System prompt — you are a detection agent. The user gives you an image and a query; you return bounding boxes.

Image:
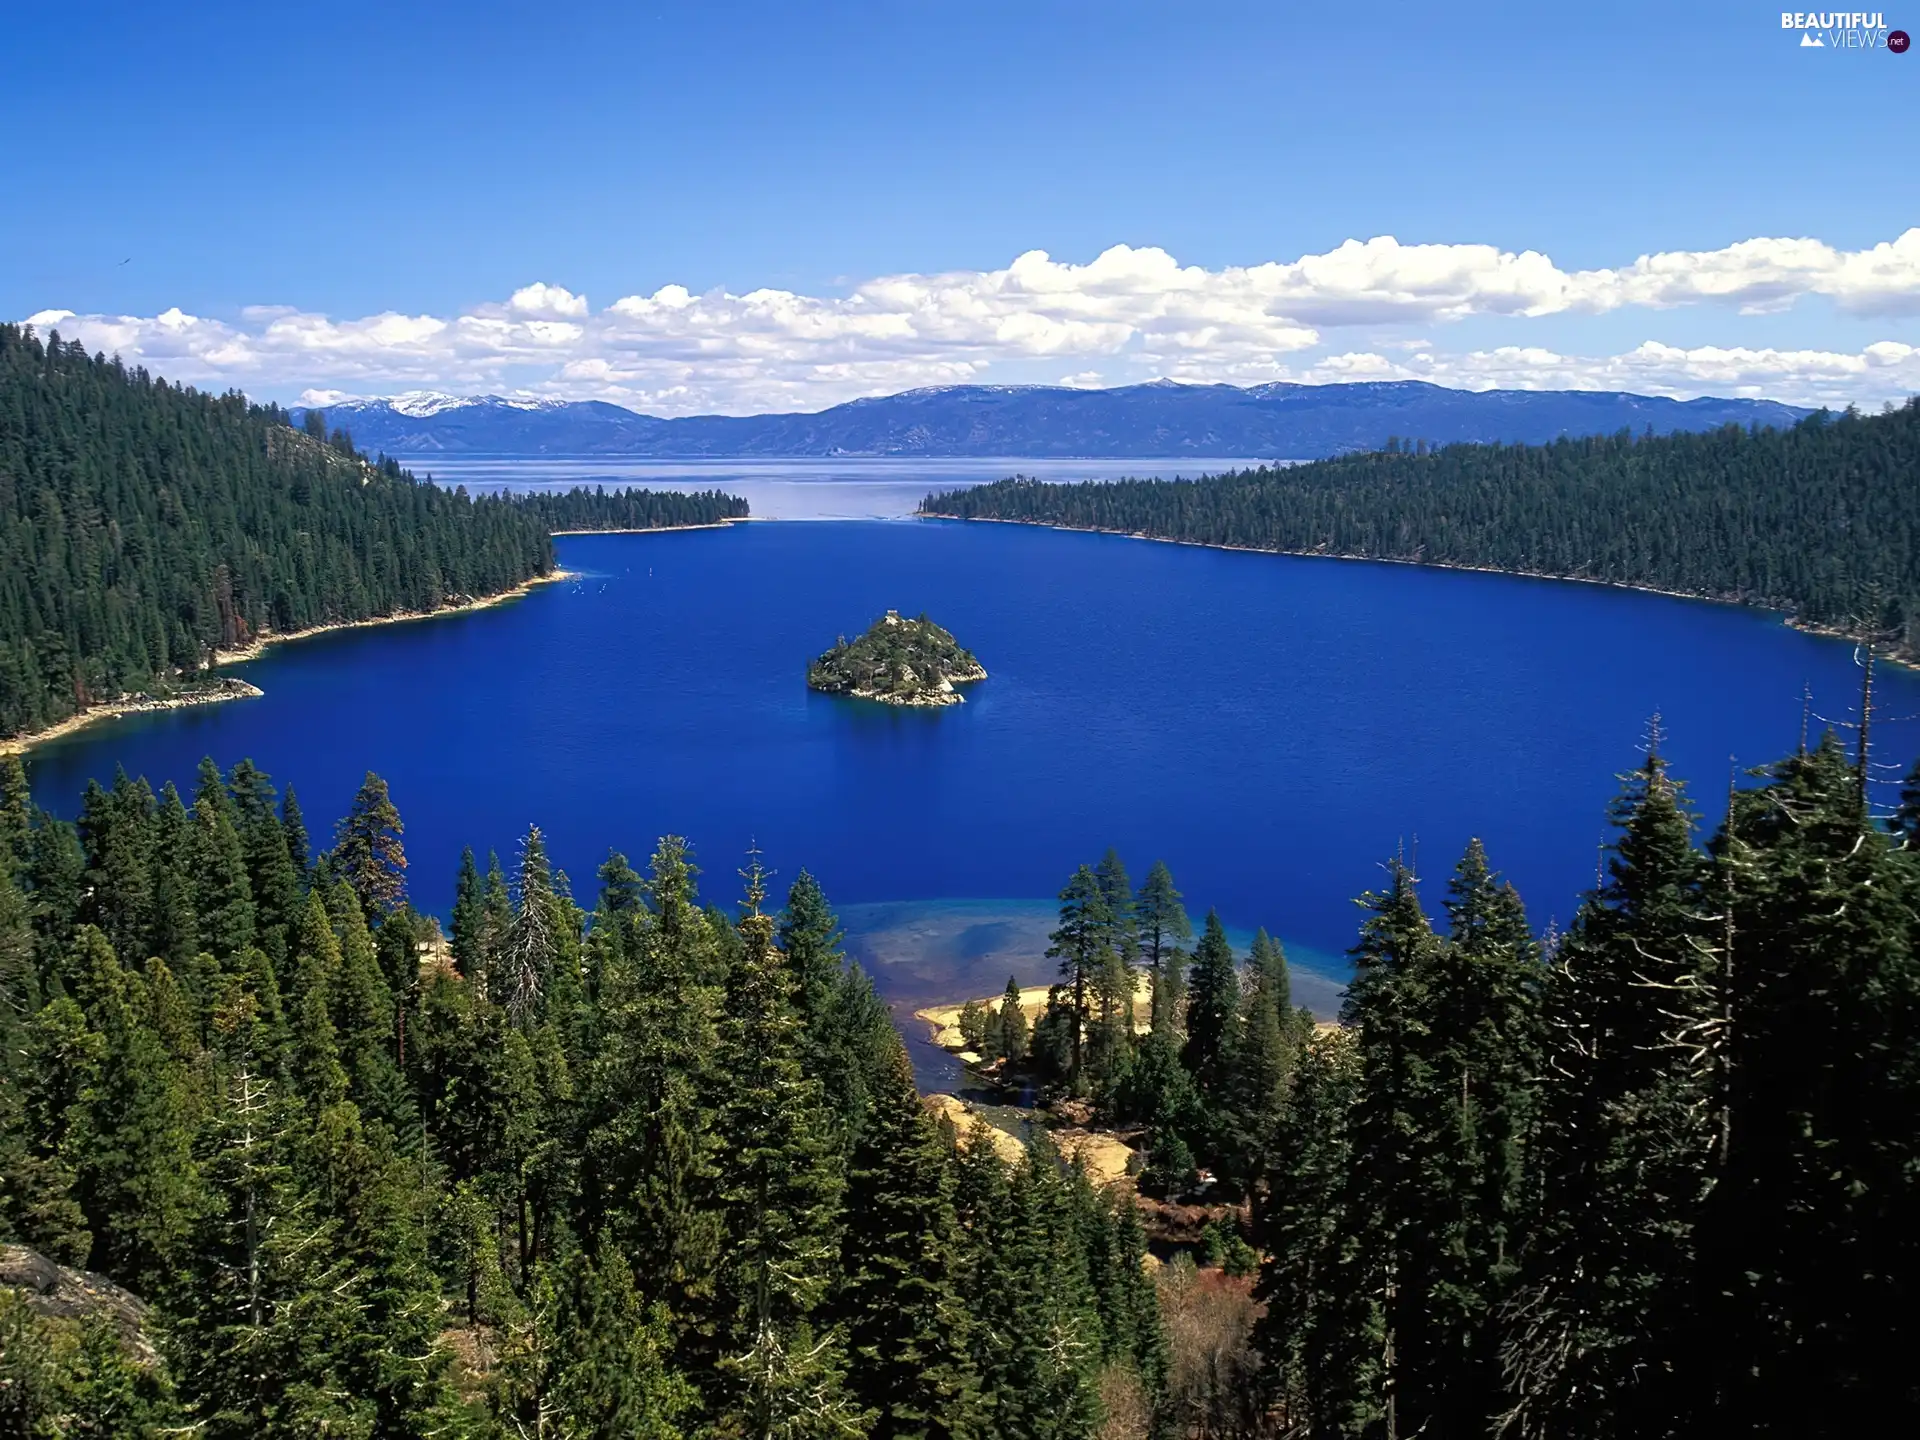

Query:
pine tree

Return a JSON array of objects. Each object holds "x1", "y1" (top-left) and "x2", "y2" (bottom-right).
[
  {"x1": 164, "y1": 1060, "x2": 373, "y2": 1438},
  {"x1": 838, "y1": 1038, "x2": 980, "y2": 1440},
  {"x1": 501, "y1": 826, "x2": 559, "y2": 1028},
  {"x1": 780, "y1": 871, "x2": 895, "y2": 1149},
  {"x1": 533, "y1": 1250, "x2": 697, "y2": 1439},
  {"x1": 0, "y1": 755, "x2": 30, "y2": 872},
  {"x1": 3, "y1": 993, "x2": 96, "y2": 1263},
  {"x1": 1503, "y1": 746, "x2": 1715, "y2": 1440},
  {"x1": 968, "y1": 1138, "x2": 1104, "y2": 1440},
  {"x1": 25, "y1": 818, "x2": 85, "y2": 981},
  {"x1": 574, "y1": 836, "x2": 725, "y2": 1364},
  {"x1": 1331, "y1": 858, "x2": 1443, "y2": 1440},
  {"x1": 1091, "y1": 848, "x2": 1140, "y2": 1075},
  {"x1": 995, "y1": 974, "x2": 1029, "y2": 1065},
  {"x1": 76, "y1": 771, "x2": 154, "y2": 968},
  {"x1": 285, "y1": 892, "x2": 348, "y2": 1107},
  {"x1": 584, "y1": 848, "x2": 645, "y2": 1010},
  {"x1": 780, "y1": 868, "x2": 843, "y2": 1032},
  {"x1": 1135, "y1": 861, "x2": 1191, "y2": 1036},
  {"x1": 1417, "y1": 836, "x2": 1543, "y2": 1435},
  {"x1": 325, "y1": 882, "x2": 399, "y2": 1106},
  {"x1": 1181, "y1": 910, "x2": 1241, "y2": 1112},
  {"x1": 481, "y1": 850, "x2": 513, "y2": 999},
  {"x1": 226, "y1": 760, "x2": 300, "y2": 967},
  {"x1": 147, "y1": 782, "x2": 202, "y2": 978},
  {"x1": 1703, "y1": 734, "x2": 1920, "y2": 1431},
  {"x1": 1089, "y1": 1187, "x2": 1169, "y2": 1412},
  {"x1": 299, "y1": 1097, "x2": 468, "y2": 1436},
  {"x1": 66, "y1": 927, "x2": 201, "y2": 1295},
  {"x1": 333, "y1": 771, "x2": 407, "y2": 915},
  {"x1": 442, "y1": 849, "x2": 478, "y2": 977},
  {"x1": 280, "y1": 785, "x2": 311, "y2": 882},
  {"x1": 1047, "y1": 866, "x2": 1114, "y2": 1091},
  {"x1": 1227, "y1": 928, "x2": 1294, "y2": 1181},
  {"x1": 1253, "y1": 1027, "x2": 1364, "y2": 1434},
  {"x1": 189, "y1": 770, "x2": 255, "y2": 963},
  {"x1": 712, "y1": 857, "x2": 850, "y2": 1437}
]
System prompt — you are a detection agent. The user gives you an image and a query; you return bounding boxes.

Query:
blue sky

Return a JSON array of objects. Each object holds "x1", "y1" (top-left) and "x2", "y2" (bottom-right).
[{"x1": 5, "y1": 0, "x2": 1916, "y2": 411}]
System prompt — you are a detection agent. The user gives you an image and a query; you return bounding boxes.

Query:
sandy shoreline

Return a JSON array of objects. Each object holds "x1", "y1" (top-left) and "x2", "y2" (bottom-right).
[
  {"x1": 1, "y1": 679, "x2": 266, "y2": 757},
  {"x1": 920, "y1": 513, "x2": 1915, "y2": 668},
  {"x1": 2, "y1": 569, "x2": 576, "y2": 755},
  {"x1": 548, "y1": 521, "x2": 744, "y2": 536},
  {"x1": 209, "y1": 568, "x2": 576, "y2": 664}
]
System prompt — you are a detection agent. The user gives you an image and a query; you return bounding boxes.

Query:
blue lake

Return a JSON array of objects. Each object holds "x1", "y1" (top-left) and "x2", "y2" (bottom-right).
[{"x1": 23, "y1": 520, "x2": 1920, "y2": 1082}]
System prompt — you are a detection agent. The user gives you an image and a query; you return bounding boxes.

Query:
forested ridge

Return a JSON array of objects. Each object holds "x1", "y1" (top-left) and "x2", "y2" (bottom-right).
[
  {"x1": 0, "y1": 325, "x2": 747, "y2": 739},
  {"x1": 5, "y1": 716, "x2": 1920, "y2": 1434},
  {"x1": 923, "y1": 399, "x2": 1920, "y2": 653}
]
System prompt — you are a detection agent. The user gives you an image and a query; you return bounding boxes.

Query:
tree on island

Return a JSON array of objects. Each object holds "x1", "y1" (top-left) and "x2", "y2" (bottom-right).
[{"x1": 806, "y1": 613, "x2": 986, "y2": 707}]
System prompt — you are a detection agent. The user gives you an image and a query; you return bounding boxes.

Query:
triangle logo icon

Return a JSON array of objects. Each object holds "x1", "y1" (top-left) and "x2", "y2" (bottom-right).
[{"x1": 1800, "y1": 31, "x2": 1825, "y2": 45}]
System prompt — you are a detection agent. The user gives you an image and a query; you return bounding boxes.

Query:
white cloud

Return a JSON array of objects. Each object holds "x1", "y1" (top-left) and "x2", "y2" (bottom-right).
[
  {"x1": 19, "y1": 230, "x2": 1920, "y2": 415},
  {"x1": 1268, "y1": 341, "x2": 1920, "y2": 409},
  {"x1": 507, "y1": 282, "x2": 589, "y2": 318}
]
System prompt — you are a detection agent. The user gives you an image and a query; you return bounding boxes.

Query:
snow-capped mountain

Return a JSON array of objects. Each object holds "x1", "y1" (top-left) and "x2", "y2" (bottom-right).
[
  {"x1": 378, "y1": 392, "x2": 574, "y2": 419},
  {"x1": 294, "y1": 393, "x2": 668, "y2": 453},
  {"x1": 290, "y1": 381, "x2": 1813, "y2": 460}
]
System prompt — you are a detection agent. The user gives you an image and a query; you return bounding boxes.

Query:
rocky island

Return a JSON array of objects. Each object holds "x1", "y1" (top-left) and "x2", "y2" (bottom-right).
[{"x1": 807, "y1": 610, "x2": 987, "y2": 706}]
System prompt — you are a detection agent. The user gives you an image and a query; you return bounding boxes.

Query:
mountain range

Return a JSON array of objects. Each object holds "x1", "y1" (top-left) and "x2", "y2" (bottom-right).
[{"x1": 290, "y1": 380, "x2": 1814, "y2": 461}]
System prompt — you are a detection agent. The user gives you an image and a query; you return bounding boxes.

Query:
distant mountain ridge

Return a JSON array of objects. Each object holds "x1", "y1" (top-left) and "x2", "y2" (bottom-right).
[{"x1": 292, "y1": 380, "x2": 1814, "y2": 461}]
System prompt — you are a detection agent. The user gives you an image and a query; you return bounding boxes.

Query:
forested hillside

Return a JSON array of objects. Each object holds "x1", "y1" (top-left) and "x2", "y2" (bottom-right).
[
  {"x1": 924, "y1": 400, "x2": 1920, "y2": 652},
  {"x1": 4, "y1": 724, "x2": 1919, "y2": 1434},
  {"x1": 0, "y1": 758, "x2": 1165, "y2": 1437},
  {"x1": 298, "y1": 381, "x2": 1809, "y2": 459},
  {"x1": 0, "y1": 325, "x2": 745, "y2": 739}
]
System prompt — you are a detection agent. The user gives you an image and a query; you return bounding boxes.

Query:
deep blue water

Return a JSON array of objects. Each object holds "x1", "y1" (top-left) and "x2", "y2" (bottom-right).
[{"x1": 24, "y1": 521, "x2": 1920, "y2": 1062}]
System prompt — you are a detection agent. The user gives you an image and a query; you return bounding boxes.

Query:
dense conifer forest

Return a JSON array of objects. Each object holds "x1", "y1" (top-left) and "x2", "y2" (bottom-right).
[
  {"x1": 4, "y1": 714, "x2": 1919, "y2": 1435},
  {"x1": 922, "y1": 399, "x2": 1920, "y2": 653},
  {"x1": 0, "y1": 325, "x2": 747, "y2": 739}
]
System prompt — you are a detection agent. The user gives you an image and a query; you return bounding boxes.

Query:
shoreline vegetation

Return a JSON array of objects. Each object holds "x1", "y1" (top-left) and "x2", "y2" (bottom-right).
[
  {"x1": 0, "y1": 677, "x2": 265, "y2": 756},
  {"x1": 2, "y1": 570, "x2": 577, "y2": 755},
  {"x1": 920, "y1": 403, "x2": 1920, "y2": 667},
  {"x1": 547, "y1": 519, "x2": 747, "y2": 536},
  {"x1": 919, "y1": 513, "x2": 1920, "y2": 667},
  {"x1": 0, "y1": 324, "x2": 753, "y2": 742}
]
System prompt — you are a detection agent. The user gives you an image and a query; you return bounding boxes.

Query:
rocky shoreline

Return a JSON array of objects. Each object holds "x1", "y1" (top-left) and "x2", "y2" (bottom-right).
[
  {"x1": 0, "y1": 677, "x2": 265, "y2": 755},
  {"x1": 838, "y1": 659, "x2": 989, "y2": 707}
]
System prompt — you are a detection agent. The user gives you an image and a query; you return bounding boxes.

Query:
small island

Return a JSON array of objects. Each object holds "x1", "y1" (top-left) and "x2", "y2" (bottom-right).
[{"x1": 807, "y1": 610, "x2": 987, "y2": 706}]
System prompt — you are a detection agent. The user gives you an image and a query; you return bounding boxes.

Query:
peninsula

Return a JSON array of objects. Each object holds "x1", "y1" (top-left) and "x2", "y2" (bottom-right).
[{"x1": 806, "y1": 610, "x2": 987, "y2": 705}]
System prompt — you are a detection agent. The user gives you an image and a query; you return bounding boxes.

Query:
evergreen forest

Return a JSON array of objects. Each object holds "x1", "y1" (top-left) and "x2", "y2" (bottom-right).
[
  {"x1": 3, "y1": 713, "x2": 1919, "y2": 1435},
  {"x1": 922, "y1": 399, "x2": 1920, "y2": 654},
  {"x1": 0, "y1": 325, "x2": 747, "y2": 740}
]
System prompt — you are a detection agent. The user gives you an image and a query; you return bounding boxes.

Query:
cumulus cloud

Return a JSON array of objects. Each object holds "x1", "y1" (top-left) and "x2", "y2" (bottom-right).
[
  {"x1": 1268, "y1": 340, "x2": 1920, "y2": 409},
  {"x1": 19, "y1": 229, "x2": 1920, "y2": 414}
]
